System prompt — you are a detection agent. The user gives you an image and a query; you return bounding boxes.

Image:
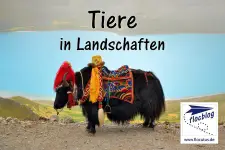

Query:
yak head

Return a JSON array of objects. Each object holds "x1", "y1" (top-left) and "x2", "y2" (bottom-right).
[
  {"x1": 54, "y1": 72, "x2": 74, "y2": 110},
  {"x1": 53, "y1": 65, "x2": 92, "y2": 111}
]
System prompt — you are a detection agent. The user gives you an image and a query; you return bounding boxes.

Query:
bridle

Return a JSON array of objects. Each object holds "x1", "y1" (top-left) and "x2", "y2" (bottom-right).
[
  {"x1": 78, "y1": 71, "x2": 85, "y2": 95},
  {"x1": 54, "y1": 82, "x2": 73, "y2": 115},
  {"x1": 55, "y1": 71, "x2": 85, "y2": 115}
]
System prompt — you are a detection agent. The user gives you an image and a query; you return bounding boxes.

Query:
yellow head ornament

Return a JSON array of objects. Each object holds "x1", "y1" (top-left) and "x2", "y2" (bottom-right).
[{"x1": 88, "y1": 55, "x2": 105, "y2": 67}]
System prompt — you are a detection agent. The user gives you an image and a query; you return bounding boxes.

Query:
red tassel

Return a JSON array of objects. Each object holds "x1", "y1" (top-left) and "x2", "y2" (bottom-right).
[
  {"x1": 54, "y1": 61, "x2": 75, "y2": 91},
  {"x1": 67, "y1": 93, "x2": 76, "y2": 109},
  {"x1": 99, "y1": 102, "x2": 102, "y2": 109}
]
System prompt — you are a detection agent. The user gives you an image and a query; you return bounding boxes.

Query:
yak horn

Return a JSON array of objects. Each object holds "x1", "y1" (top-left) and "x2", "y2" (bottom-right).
[{"x1": 62, "y1": 72, "x2": 69, "y2": 87}]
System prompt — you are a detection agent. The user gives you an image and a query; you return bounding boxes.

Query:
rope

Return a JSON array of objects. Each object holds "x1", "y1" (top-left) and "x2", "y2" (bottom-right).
[
  {"x1": 79, "y1": 71, "x2": 85, "y2": 94},
  {"x1": 55, "y1": 107, "x2": 64, "y2": 115},
  {"x1": 105, "y1": 73, "x2": 111, "y2": 113},
  {"x1": 107, "y1": 76, "x2": 111, "y2": 105}
]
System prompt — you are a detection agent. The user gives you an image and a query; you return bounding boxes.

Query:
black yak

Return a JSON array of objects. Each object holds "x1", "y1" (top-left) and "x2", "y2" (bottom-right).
[{"x1": 53, "y1": 63, "x2": 165, "y2": 135}]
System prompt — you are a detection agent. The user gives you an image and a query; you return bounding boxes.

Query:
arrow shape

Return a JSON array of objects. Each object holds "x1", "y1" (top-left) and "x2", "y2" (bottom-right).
[{"x1": 186, "y1": 105, "x2": 213, "y2": 115}]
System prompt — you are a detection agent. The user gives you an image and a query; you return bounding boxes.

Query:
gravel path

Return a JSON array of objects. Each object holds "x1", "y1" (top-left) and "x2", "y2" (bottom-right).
[{"x1": 0, "y1": 118, "x2": 224, "y2": 150}]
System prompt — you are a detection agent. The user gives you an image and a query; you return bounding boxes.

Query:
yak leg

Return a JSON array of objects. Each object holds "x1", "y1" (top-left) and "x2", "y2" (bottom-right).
[
  {"x1": 86, "y1": 121, "x2": 91, "y2": 130},
  {"x1": 149, "y1": 119, "x2": 155, "y2": 129},
  {"x1": 86, "y1": 114, "x2": 96, "y2": 134},
  {"x1": 86, "y1": 119, "x2": 95, "y2": 134},
  {"x1": 89, "y1": 108, "x2": 99, "y2": 134},
  {"x1": 83, "y1": 109, "x2": 91, "y2": 131},
  {"x1": 143, "y1": 116, "x2": 155, "y2": 129},
  {"x1": 82, "y1": 105, "x2": 94, "y2": 134},
  {"x1": 84, "y1": 110, "x2": 92, "y2": 132},
  {"x1": 81, "y1": 107, "x2": 91, "y2": 131},
  {"x1": 141, "y1": 106, "x2": 151, "y2": 128},
  {"x1": 143, "y1": 117, "x2": 150, "y2": 127},
  {"x1": 141, "y1": 108, "x2": 156, "y2": 129},
  {"x1": 89, "y1": 122, "x2": 96, "y2": 134},
  {"x1": 84, "y1": 104, "x2": 99, "y2": 134}
]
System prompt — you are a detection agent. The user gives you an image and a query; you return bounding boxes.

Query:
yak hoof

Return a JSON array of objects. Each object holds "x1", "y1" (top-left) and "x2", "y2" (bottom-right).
[
  {"x1": 88, "y1": 128, "x2": 96, "y2": 135},
  {"x1": 88, "y1": 130, "x2": 96, "y2": 135},
  {"x1": 149, "y1": 123, "x2": 155, "y2": 129},
  {"x1": 142, "y1": 122, "x2": 149, "y2": 128}
]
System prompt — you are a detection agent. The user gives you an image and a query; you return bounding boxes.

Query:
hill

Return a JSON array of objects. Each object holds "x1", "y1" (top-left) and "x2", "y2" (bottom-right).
[
  {"x1": 0, "y1": 96, "x2": 84, "y2": 122},
  {"x1": 10, "y1": 96, "x2": 54, "y2": 118},
  {"x1": 0, "y1": 97, "x2": 39, "y2": 120}
]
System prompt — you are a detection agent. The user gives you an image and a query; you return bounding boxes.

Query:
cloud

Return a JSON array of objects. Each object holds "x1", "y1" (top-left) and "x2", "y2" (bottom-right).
[{"x1": 1, "y1": 0, "x2": 225, "y2": 34}]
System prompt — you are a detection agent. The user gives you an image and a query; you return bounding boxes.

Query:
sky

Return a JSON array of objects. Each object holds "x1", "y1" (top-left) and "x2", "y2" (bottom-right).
[{"x1": 0, "y1": 31, "x2": 225, "y2": 99}]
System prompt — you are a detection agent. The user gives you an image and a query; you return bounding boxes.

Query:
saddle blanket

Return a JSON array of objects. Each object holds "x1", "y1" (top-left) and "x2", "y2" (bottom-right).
[
  {"x1": 80, "y1": 65, "x2": 134, "y2": 104},
  {"x1": 101, "y1": 65, "x2": 134, "y2": 104}
]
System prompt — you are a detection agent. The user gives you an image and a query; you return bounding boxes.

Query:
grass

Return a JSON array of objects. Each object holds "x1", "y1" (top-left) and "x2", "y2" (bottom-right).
[{"x1": 0, "y1": 94, "x2": 224, "y2": 124}]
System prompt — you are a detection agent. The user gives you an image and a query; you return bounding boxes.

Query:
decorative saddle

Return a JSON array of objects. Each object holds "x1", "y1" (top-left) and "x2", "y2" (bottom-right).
[
  {"x1": 101, "y1": 65, "x2": 134, "y2": 104},
  {"x1": 80, "y1": 65, "x2": 134, "y2": 105}
]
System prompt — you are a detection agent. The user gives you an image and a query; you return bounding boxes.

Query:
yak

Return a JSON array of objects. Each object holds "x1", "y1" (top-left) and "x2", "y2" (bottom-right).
[{"x1": 53, "y1": 65, "x2": 165, "y2": 135}]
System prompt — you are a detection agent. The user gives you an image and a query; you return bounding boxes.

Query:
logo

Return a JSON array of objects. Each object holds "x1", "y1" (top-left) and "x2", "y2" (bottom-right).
[{"x1": 180, "y1": 102, "x2": 218, "y2": 144}]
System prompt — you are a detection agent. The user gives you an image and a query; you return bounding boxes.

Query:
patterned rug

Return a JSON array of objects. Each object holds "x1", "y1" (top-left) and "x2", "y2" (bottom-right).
[{"x1": 101, "y1": 65, "x2": 134, "y2": 104}]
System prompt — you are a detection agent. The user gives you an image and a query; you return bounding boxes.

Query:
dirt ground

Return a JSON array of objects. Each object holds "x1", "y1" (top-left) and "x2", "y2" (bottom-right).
[{"x1": 0, "y1": 119, "x2": 224, "y2": 150}]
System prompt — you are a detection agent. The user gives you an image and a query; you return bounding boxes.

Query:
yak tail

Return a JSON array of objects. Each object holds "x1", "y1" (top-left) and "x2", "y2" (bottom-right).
[{"x1": 147, "y1": 71, "x2": 166, "y2": 120}]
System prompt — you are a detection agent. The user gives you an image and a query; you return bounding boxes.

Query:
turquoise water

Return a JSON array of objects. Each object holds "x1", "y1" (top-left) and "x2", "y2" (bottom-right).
[{"x1": 0, "y1": 31, "x2": 225, "y2": 99}]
